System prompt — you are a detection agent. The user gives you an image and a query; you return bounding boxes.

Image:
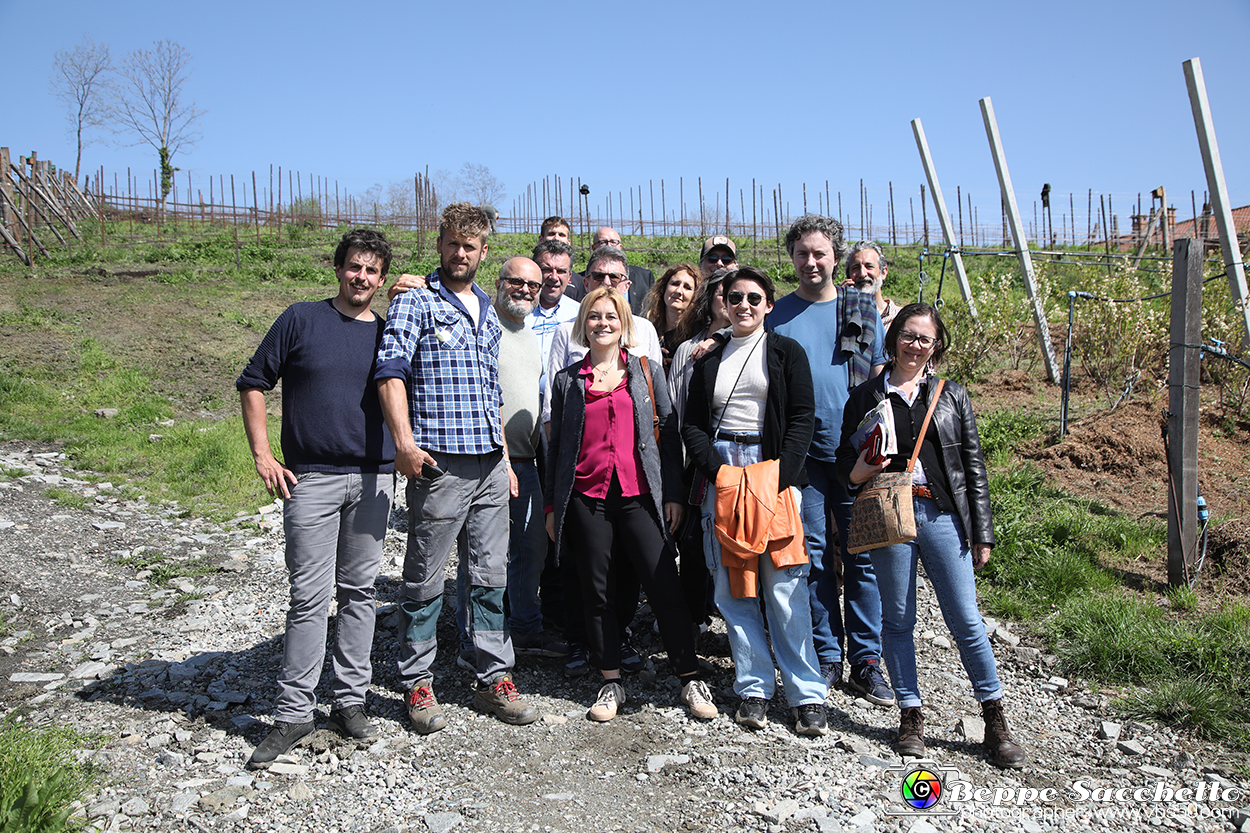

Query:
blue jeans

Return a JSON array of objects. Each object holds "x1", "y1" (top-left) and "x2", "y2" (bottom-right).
[
  {"x1": 703, "y1": 440, "x2": 827, "y2": 706},
  {"x1": 277, "y1": 471, "x2": 393, "y2": 722},
  {"x1": 456, "y1": 459, "x2": 545, "y2": 646},
  {"x1": 869, "y1": 496, "x2": 1002, "y2": 708},
  {"x1": 801, "y1": 457, "x2": 883, "y2": 666}
]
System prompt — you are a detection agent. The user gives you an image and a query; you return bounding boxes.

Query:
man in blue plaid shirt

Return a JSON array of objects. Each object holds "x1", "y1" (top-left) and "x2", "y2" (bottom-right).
[{"x1": 377, "y1": 203, "x2": 539, "y2": 733}]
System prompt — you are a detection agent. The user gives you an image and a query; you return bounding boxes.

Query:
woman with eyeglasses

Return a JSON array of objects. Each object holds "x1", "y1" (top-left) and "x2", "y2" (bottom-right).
[
  {"x1": 682, "y1": 267, "x2": 830, "y2": 737},
  {"x1": 835, "y1": 302, "x2": 1027, "y2": 769},
  {"x1": 545, "y1": 287, "x2": 718, "y2": 723},
  {"x1": 642, "y1": 264, "x2": 702, "y2": 375}
]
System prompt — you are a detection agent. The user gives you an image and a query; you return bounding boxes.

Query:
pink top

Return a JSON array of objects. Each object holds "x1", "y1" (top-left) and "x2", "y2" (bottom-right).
[{"x1": 574, "y1": 353, "x2": 649, "y2": 499}]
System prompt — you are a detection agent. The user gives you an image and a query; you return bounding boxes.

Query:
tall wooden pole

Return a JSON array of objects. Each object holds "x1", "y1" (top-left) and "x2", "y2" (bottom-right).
[{"x1": 1167, "y1": 237, "x2": 1202, "y2": 587}]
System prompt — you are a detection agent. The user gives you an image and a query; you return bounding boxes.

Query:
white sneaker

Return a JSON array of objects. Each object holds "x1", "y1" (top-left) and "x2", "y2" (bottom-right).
[
  {"x1": 587, "y1": 681, "x2": 626, "y2": 722},
  {"x1": 681, "y1": 678, "x2": 718, "y2": 720}
]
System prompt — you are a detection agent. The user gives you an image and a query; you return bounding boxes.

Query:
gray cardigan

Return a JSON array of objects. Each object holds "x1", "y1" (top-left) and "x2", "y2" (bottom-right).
[{"x1": 544, "y1": 353, "x2": 684, "y2": 564}]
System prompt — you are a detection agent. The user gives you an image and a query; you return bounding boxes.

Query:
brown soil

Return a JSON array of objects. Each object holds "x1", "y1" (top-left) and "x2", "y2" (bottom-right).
[{"x1": 967, "y1": 373, "x2": 1250, "y2": 603}]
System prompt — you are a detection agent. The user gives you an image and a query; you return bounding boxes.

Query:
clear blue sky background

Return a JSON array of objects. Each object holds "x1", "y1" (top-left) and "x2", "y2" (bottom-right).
[{"x1": 3, "y1": 0, "x2": 1247, "y2": 241}]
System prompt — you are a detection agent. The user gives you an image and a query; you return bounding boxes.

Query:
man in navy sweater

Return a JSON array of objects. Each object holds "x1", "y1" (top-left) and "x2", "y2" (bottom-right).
[{"x1": 237, "y1": 229, "x2": 396, "y2": 768}]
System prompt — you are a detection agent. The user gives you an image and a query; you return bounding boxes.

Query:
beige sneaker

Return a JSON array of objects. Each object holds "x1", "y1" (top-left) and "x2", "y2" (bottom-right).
[
  {"x1": 471, "y1": 674, "x2": 540, "y2": 725},
  {"x1": 587, "y1": 681, "x2": 626, "y2": 722},
  {"x1": 681, "y1": 678, "x2": 718, "y2": 720}
]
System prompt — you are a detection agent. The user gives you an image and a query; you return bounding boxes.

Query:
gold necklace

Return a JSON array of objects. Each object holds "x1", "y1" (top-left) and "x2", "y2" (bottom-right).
[{"x1": 593, "y1": 360, "x2": 617, "y2": 383}]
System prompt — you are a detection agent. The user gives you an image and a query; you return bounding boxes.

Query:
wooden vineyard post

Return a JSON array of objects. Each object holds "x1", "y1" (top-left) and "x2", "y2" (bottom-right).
[{"x1": 1167, "y1": 237, "x2": 1202, "y2": 587}]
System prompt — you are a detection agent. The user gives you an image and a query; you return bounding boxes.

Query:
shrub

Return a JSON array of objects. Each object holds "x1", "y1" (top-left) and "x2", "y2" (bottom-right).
[{"x1": 1069, "y1": 263, "x2": 1168, "y2": 407}]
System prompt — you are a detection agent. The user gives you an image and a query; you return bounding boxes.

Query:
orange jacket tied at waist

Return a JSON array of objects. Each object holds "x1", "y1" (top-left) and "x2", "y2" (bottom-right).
[{"x1": 713, "y1": 458, "x2": 808, "y2": 599}]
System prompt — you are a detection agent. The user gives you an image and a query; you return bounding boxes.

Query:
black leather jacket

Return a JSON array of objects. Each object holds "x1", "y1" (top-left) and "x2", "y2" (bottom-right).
[{"x1": 834, "y1": 373, "x2": 994, "y2": 547}]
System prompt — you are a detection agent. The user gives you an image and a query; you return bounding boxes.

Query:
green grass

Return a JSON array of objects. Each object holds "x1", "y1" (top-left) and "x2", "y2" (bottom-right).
[
  {"x1": 116, "y1": 549, "x2": 220, "y2": 587},
  {"x1": 0, "y1": 718, "x2": 101, "y2": 833},
  {"x1": 0, "y1": 335, "x2": 272, "y2": 519},
  {"x1": 977, "y1": 460, "x2": 1247, "y2": 742},
  {"x1": 41, "y1": 488, "x2": 89, "y2": 511}
]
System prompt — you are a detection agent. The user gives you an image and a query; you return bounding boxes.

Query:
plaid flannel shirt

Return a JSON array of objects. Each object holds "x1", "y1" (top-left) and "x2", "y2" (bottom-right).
[{"x1": 375, "y1": 270, "x2": 504, "y2": 455}]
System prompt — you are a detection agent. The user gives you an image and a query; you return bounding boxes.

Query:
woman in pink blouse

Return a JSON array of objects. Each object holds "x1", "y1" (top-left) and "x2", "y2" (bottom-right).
[{"x1": 544, "y1": 287, "x2": 717, "y2": 723}]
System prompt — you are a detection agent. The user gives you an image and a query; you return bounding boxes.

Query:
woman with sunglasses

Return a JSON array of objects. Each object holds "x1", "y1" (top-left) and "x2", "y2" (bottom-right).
[
  {"x1": 682, "y1": 267, "x2": 830, "y2": 737},
  {"x1": 835, "y1": 302, "x2": 1027, "y2": 769},
  {"x1": 545, "y1": 287, "x2": 718, "y2": 723}
]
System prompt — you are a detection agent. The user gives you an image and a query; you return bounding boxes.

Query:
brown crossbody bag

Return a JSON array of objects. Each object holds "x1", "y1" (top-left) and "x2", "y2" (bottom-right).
[{"x1": 845, "y1": 378, "x2": 945, "y2": 555}]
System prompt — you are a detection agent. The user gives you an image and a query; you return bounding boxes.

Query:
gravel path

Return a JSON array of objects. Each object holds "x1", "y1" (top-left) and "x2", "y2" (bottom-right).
[{"x1": 1, "y1": 441, "x2": 1246, "y2": 833}]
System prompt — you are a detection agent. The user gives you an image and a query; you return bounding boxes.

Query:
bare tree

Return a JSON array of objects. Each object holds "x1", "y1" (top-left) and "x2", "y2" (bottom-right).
[
  {"x1": 111, "y1": 39, "x2": 205, "y2": 206},
  {"x1": 456, "y1": 162, "x2": 506, "y2": 207},
  {"x1": 50, "y1": 36, "x2": 112, "y2": 182}
]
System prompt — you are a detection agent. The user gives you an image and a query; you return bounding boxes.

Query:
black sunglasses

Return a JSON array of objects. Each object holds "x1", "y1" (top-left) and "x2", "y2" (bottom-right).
[{"x1": 726, "y1": 291, "x2": 765, "y2": 307}]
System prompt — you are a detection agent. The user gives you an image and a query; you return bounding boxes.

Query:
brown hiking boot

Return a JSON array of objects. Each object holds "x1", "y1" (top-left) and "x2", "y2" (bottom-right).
[
  {"x1": 472, "y1": 674, "x2": 540, "y2": 725},
  {"x1": 407, "y1": 679, "x2": 447, "y2": 735},
  {"x1": 981, "y1": 698, "x2": 1027, "y2": 769},
  {"x1": 895, "y1": 706, "x2": 926, "y2": 757}
]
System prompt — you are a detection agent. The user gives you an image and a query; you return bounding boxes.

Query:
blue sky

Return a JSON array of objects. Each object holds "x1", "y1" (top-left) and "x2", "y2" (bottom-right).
[{"x1": 4, "y1": 0, "x2": 1248, "y2": 241}]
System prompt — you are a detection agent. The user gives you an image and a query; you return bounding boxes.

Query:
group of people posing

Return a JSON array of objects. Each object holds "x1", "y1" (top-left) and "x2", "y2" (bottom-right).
[{"x1": 237, "y1": 204, "x2": 1027, "y2": 772}]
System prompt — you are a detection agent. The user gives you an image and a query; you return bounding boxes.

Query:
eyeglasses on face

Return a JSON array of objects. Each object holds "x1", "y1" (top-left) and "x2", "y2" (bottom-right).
[
  {"x1": 898, "y1": 331, "x2": 939, "y2": 348},
  {"x1": 586, "y1": 271, "x2": 627, "y2": 286},
  {"x1": 726, "y1": 291, "x2": 765, "y2": 307},
  {"x1": 502, "y1": 276, "x2": 542, "y2": 292},
  {"x1": 703, "y1": 252, "x2": 735, "y2": 265}
]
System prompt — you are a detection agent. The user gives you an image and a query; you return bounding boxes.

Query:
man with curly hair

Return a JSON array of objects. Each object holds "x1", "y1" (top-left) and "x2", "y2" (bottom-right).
[
  {"x1": 238, "y1": 228, "x2": 396, "y2": 767},
  {"x1": 377, "y1": 203, "x2": 540, "y2": 733}
]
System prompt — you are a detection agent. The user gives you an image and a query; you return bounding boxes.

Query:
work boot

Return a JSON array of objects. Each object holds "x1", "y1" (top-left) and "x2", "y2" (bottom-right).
[
  {"x1": 981, "y1": 698, "x2": 1027, "y2": 769},
  {"x1": 895, "y1": 706, "x2": 926, "y2": 757},
  {"x1": 407, "y1": 679, "x2": 447, "y2": 735},
  {"x1": 472, "y1": 674, "x2": 540, "y2": 725}
]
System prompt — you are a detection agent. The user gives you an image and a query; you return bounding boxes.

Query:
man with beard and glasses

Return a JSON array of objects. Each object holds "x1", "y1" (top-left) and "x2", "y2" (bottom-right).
[
  {"x1": 844, "y1": 241, "x2": 900, "y2": 329},
  {"x1": 450, "y1": 258, "x2": 566, "y2": 661},
  {"x1": 238, "y1": 229, "x2": 396, "y2": 767},
  {"x1": 377, "y1": 203, "x2": 540, "y2": 734}
]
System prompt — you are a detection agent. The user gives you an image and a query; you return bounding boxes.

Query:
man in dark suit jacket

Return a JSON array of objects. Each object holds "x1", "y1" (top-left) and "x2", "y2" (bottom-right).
[{"x1": 565, "y1": 226, "x2": 653, "y2": 313}]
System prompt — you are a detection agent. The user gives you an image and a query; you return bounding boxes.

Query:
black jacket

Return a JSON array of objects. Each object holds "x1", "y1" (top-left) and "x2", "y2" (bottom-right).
[
  {"x1": 681, "y1": 332, "x2": 815, "y2": 492},
  {"x1": 545, "y1": 353, "x2": 683, "y2": 564},
  {"x1": 835, "y1": 373, "x2": 994, "y2": 547}
]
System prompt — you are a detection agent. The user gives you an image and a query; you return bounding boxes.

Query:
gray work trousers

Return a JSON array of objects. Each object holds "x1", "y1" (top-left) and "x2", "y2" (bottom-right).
[
  {"x1": 276, "y1": 470, "x2": 393, "y2": 722},
  {"x1": 398, "y1": 450, "x2": 513, "y2": 687}
]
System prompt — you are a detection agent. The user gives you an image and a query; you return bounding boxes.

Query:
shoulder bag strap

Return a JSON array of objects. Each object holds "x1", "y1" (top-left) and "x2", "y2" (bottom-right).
[
  {"x1": 905, "y1": 378, "x2": 945, "y2": 473},
  {"x1": 640, "y1": 356, "x2": 661, "y2": 443}
]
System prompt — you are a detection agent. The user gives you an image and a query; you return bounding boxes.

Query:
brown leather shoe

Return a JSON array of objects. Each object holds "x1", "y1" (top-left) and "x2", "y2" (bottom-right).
[
  {"x1": 895, "y1": 706, "x2": 926, "y2": 757},
  {"x1": 981, "y1": 698, "x2": 1027, "y2": 769}
]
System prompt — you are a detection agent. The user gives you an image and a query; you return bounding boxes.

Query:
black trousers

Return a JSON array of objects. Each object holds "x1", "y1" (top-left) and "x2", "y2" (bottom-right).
[{"x1": 563, "y1": 484, "x2": 697, "y2": 675}]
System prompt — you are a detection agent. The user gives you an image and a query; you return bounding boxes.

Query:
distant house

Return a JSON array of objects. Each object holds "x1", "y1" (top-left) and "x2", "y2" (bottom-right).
[{"x1": 1116, "y1": 204, "x2": 1250, "y2": 252}]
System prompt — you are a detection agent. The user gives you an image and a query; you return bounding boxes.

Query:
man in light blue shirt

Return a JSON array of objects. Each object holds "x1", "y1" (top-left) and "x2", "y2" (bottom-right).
[
  {"x1": 767, "y1": 214, "x2": 892, "y2": 708},
  {"x1": 527, "y1": 238, "x2": 580, "y2": 385}
]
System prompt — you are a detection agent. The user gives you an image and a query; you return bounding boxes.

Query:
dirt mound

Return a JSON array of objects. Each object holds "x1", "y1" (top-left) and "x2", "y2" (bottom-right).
[
  {"x1": 1026, "y1": 399, "x2": 1167, "y2": 480},
  {"x1": 1200, "y1": 518, "x2": 1250, "y2": 596}
]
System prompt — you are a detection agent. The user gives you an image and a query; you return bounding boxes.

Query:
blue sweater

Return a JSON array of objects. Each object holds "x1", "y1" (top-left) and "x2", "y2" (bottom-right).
[{"x1": 237, "y1": 299, "x2": 395, "y2": 473}]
